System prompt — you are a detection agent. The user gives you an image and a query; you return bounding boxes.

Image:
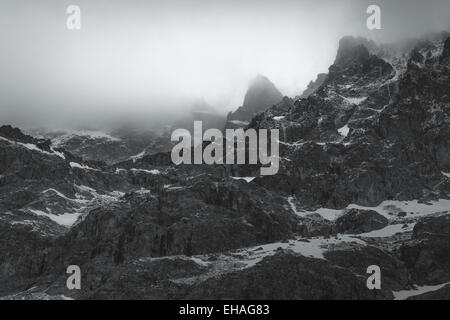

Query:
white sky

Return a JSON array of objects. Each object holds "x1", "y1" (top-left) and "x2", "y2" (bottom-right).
[{"x1": 0, "y1": 0, "x2": 449, "y2": 127}]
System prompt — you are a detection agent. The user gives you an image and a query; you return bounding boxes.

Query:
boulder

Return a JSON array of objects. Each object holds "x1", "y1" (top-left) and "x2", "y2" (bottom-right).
[{"x1": 335, "y1": 209, "x2": 389, "y2": 234}]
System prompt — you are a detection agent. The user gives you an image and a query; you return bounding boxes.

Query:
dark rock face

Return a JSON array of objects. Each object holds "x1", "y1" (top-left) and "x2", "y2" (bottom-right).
[
  {"x1": 248, "y1": 34, "x2": 450, "y2": 209},
  {"x1": 413, "y1": 215, "x2": 450, "y2": 239},
  {"x1": 185, "y1": 252, "x2": 391, "y2": 300},
  {"x1": 335, "y1": 209, "x2": 389, "y2": 234},
  {"x1": 324, "y1": 245, "x2": 409, "y2": 292},
  {"x1": 0, "y1": 125, "x2": 303, "y2": 297},
  {"x1": 0, "y1": 214, "x2": 62, "y2": 296},
  {"x1": 225, "y1": 75, "x2": 283, "y2": 129},
  {"x1": 439, "y1": 37, "x2": 450, "y2": 63},
  {"x1": 334, "y1": 36, "x2": 379, "y2": 64},
  {"x1": 331, "y1": 43, "x2": 393, "y2": 83},
  {"x1": 400, "y1": 215, "x2": 450, "y2": 285},
  {"x1": 71, "y1": 256, "x2": 210, "y2": 300},
  {"x1": 47, "y1": 180, "x2": 297, "y2": 265}
]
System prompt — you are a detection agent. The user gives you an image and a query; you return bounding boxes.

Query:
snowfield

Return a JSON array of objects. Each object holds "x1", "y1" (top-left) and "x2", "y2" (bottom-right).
[
  {"x1": 23, "y1": 186, "x2": 125, "y2": 227},
  {"x1": 355, "y1": 223, "x2": 416, "y2": 238},
  {"x1": 338, "y1": 124, "x2": 350, "y2": 137},
  {"x1": 347, "y1": 199, "x2": 450, "y2": 219},
  {"x1": 393, "y1": 283, "x2": 450, "y2": 300},
  {"x1": 290, "y1": 199, "x2": 450, "y2": 221},
  {"x1": 236, "y1": 235, "x2": 365, "y2": 267},
  {"x1": 29, "y1": 209, "x2": 82, "y2": 227}
]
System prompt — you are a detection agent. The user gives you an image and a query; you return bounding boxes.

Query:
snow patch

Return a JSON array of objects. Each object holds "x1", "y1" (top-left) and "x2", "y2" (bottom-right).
[
  {"x1": 238, "y1": 235, "x2": 366, "y2": 268},
  {"x1": 229, "y1": 120, "x2": 249, "y2": 126},
  {"x1": 130, "y1": 168, "x2": 161, "y2": 175},
  {"x1": 343, "y1": 96, "x2": 367, "y2": 105},
  {"x1": 347, "y1": 199, "x2": 450, "y2": 219},
  {"x1": 231, "y1": 177, "x2": 256, "y2": 183},
  {"x1": 164, "y1": 184, "x2": 185, "y2": 191},
  {"x1": 287, "y1": 197, "x2": 309, "y2": 217},
  {"x1": 50, "y1": 148, "x2": 66, "y2": 159},
  {"x1": 135, "y1": 188, "x2": 151, "y2": 195},
  {"x1": 130, "y1": 151, "x2": 145, "y2": 163},
  {"x1": 42, "y1": 189, "x2": 88, "y2": 204},
  {"x1": 28, "y1": 186, "x2": 124, "y2": 228},
  {"x1": 314, "y1": 208, "x2": 344, "y2": 221},
  {"x1": 29, "y1": 209, "x2": 81, "y2": 227},
  {"x1": 393, "y1": 282, "x2": 450, "y2": 300},
  {"x1": 189, "y1": 257, "x2": 210, "y2": 267},
  {"x1": 287, "y1": 197, "x2": 303, "y2": 216},
  {"x1": 442, "y1": 172, "x2": 450, "y2": 178},
  {"x1": 308, "y1": 199, "x2": 450, "y2": 222},
  {"x1": 70, "y1": 162, "x2": 98, "y2": 171},
  {"x1": 338, "y1": 125, "x2": 350, "y2": 137},
  {"x1": 75, "y1": 185, "x2": 97, "y2": 193},
  {"x1": 356, "y1": 223, "x2": 416, "y2": 238}
]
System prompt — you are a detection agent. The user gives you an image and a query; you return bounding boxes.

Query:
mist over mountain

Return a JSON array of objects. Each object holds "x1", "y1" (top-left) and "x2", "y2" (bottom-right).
[
  {"x1": 1, "y1": 0, "x2": 450, "y2": 302},
  {"x1": 1, "y1": 0, "x2": 450, "y2": 128},
  {"x1": 2, "y1": 30, "x2": 450, "y2": 300},
  {"x1": 225, "y1": 75, "x2": 283, "y2": 129}
]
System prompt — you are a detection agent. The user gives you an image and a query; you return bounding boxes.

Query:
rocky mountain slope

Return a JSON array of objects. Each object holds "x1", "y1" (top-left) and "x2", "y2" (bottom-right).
[
  {"x1": 299, "y1": 73, "x2": 327, "y2": 99},
  {"x1": 1, "y1": 33, "x2": 450, "y2": 300},
  {"x1": 45, "y1": 129, "x2": 171, "y2": 165},
  {"x1": 41, "y1": 99, "x2": 224, "y2": 165}
]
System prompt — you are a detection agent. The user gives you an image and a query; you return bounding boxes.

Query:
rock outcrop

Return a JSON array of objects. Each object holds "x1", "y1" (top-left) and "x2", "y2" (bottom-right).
[
  {"x1": 225, "y1": 75, "x2": 283, "y2": 129},
  {"x1": 335, "y1": 209, "x2": 389, "y2": 234}
]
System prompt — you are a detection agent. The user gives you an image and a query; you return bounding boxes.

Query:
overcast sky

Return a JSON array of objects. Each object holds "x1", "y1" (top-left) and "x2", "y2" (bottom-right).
[{"x1": 1, "y1": 0, "x2": 449, "y2": 128}]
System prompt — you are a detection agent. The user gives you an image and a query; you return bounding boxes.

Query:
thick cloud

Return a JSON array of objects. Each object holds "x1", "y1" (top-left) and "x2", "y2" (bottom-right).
[{"x1": 0, "y1": 0, "x2": 449, "y2": 128}]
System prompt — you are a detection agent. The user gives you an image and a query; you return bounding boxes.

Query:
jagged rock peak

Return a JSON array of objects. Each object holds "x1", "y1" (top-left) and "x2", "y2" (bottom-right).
[
  {"x1": 247, "y1": 74, "x2": 278, "y2": 89},
  {"x1": 225, "y1": 74, "x2": 283, "y2": 128},
  {"x1": 0, "y1": 125, "x2": 29, "y2": 142},
  {"x1": 335, "y1": 36, "x2": 378, "y2": 64},
  {"x1": 243, "y1": 75, "x2": 283, "y2": 112},
  {"x1": 440, "y1": 37, "x2": 450, "y2": 62}
]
